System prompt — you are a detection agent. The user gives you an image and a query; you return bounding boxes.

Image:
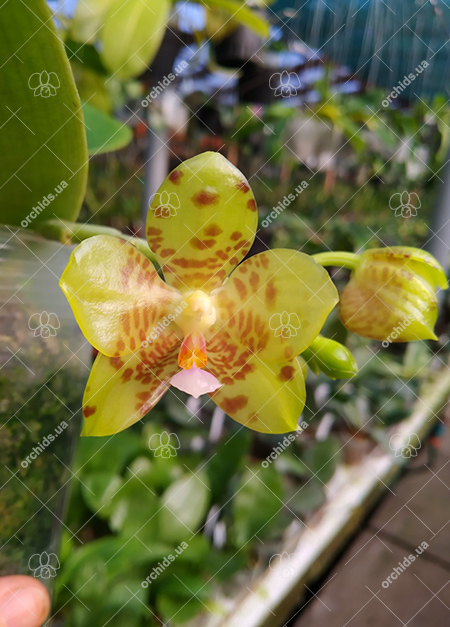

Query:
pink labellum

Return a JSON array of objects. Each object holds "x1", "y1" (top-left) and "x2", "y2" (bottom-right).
[{"x1": 170, "y1": 365, "x2": 222, "y2": 398}]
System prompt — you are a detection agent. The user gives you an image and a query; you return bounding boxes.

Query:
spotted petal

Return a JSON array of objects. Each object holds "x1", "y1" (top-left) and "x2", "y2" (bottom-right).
[
  {"x1": 205, "y1": 331, "x2": 305, "y2": 433},
  {"x1": 60, "y1": 235, "x2": 181, "y2": 357},
  {"x1": 146, "y1": 152, "x2": 258, "y2": 292},
  {"x1": 82, "y1": 334, "x2": 180, "y2": 436},
  {"x1": 212, "y1": 249, "x2": 339, "y2": 362}
]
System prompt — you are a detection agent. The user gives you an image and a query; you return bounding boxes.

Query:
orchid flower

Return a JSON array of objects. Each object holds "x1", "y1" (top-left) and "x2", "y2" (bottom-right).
[{"x1": 60, "y1": 152, "x2": 339, "y2": 436}]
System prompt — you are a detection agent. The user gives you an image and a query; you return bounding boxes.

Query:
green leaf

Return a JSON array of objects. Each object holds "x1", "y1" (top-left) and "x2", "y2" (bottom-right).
[
  {"x1": 207, "y1": 429, "x2": 250, "y2": 502},
  {"x1": 0, "y1": 0, "x2": 88, "y2": 226},
  {"x1": 109, "y1": 477, "x2": 160, "y2": 543},
  {"x1": 288, "y1": 480, "x2": 326, "y2": 516},
  {"x1": 302, "y1": 437, "x2": 341, "y2": 484},
  {"x1": 159, "y1": 472, "x2": 210, "y2": 543},
  {"x1": 232, "y1": 464, "x2": 284, "y2": 546},
  {"x1": 82, "y1": 102, "x2": 133, "y2": 155},
  {"x1": 74, "y1": 430, "x2": 142, "y2": 476},
  {"x1": 81, "y1": 471, "x2": 123, "y2": 518},
  {"x1": 100, "y1": 0, "x2": 171, "y2": 79},
  {"x1": 200, "y1": 0, "x2": 270, "y2": 37}
]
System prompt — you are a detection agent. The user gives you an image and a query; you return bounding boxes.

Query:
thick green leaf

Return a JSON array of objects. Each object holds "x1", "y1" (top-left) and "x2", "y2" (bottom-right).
[
  {"x1": 200, "y1": 0, "x2": 270, "y2": 37},
  {"x1": 160, "y1": 472, "x2": 210, "y2": 543},
  {"x1": 101, "y1": 0, "x2": 170, "y2": 79},
  {"x1": 81, "y1": 471, "x2": 123, "y2": 518},
  {"x1": 0, "y1": 0, "x2": 88, "y2": 226},
  {"x1": 207, "y1": 429, "x2": 250, "y2": 502},
  {"x1": 82, "y1": 102, "x2": 133, "y2": 154},
  {"x1": 74, "y1": 430, "x2": 142, "y2": 475},
  {"x1": 232, "y1": 464, "x2": 284, "y2": 546},
  {"x1": 109, "y1": 478, "x2": 160, "y2": 542}
]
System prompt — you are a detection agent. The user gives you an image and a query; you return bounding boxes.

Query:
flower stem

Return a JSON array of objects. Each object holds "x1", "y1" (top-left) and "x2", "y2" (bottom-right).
[
  {"x1": 312, "y1": 251, "x2": 360, "y2": 271},
  {"x1": 33, "y1": 219, "x2": 158, "y2": 266}
]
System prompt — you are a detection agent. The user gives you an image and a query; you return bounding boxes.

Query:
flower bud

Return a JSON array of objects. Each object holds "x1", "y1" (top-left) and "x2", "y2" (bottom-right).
[
  {"x1": 339, "y1": 247, "x2": 447, "y2": 342},
  {"x1": 302, "y1": 336, "x2": 358, "y2": 380}
]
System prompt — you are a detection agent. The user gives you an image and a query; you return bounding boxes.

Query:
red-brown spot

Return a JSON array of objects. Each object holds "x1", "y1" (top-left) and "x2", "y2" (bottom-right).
[
  {"x1": 234, "y1": 278, "x2": 247, "y2": 299},
  {"x1": 169, "y1": 169, "x2": 183, "y2": 185},
  {"x1": 115, "y1": 341, "x2": 125, "y2": 354},
  {"x1": 121, "y1": 312, "x2": 131, "y2": 335},
  {"x1": 137, "y1": 391, "x2": 152, "y2": 401},
  {"x1": 279, "y1": 365, "x2": 295, "y2": 382},
  {"x1": 191, "y1": 236, "x2": 216, "y2": 250},
  {"x1": 247, "y1": 199, "x2": 257, "y2": 211},
  {"x1": 121, "y1": 260, "x2": 134, "y2": 285},
  {"x1": 221, "y1": 395, "x2": 248, "y2": 414},
  {"x1": 234, "y1": 240, "x2": 248, "y2": 251},
  {"x1": 230, "y1": 231, "x2": 242, "y2": 241},
  {"x1": 122, "y1": 368, "x2": 133, "y2": 383},
  {"x1": 192, "y1": 189, "x2": 220, "y2": 207},
  {"x1": 130, "y1": 337, "x2": 136, "y2": 350},
  {"x1": 265, "y1": 281, "x2": 277, "y2": 305},
  {"x1": 249, "y1": 272, "x2": 259, "y2": 293},
  {"x1": 147, "y1": 227, "x2": 162, "y2": 236},
  {"x1": 236, "y1": 180, "x2": 250, "y2": 193},
  {"x1": 161, "y1": 248, "x2": 176, "y2": 258},
  {"x1": 205, "y1": 224, "x2": 223, "y2": 236},
  {"x1": 216, "y1": 250, "x2": 228, "y2": 260},
  {"x1": 261, "y1": 255, "x2": 270, "y2": 269},
  {"x1": 83, "y1": 405, "x2": 96, "y2": 418}
]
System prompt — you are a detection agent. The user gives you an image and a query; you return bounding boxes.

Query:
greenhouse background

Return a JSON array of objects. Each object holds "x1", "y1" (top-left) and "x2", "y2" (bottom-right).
[{"x1": 1, "y1": 0, "x2": 450, "y2": 625}]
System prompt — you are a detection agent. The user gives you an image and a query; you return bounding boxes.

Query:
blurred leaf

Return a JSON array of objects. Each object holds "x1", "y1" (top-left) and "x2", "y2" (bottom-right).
[
  {"x1": 109, "y1": 478, "x2": 160, "y2": 543},
  {"x1": 232, "y1": 464, "x2": 284, "y2": 546},
  {"x1": 100, "y1": 0, "x2": 170, "y2": 79},
  {"x1": 82, "y1": 102, "x2": 132, "y2": 154},
  {"x1": 74, "y1": 431, "x2": 142, "y2": 475},
  {"x1": 288, "y1": 480, "x2": 326, "y2": 516},
  {"x1": 303, "y1": 437, "x2": 341, "y2": 484},
  {"x1": 274, "y1": 453, "x2": 308, "y2": 478},
  {"x1": 157, "y1": 593, "x2": 205, "y2": 625},
  {"x1": 207, "y1": 429, "x2": 250, "y2": 502},
  {"x1": 156, "y1": 573, "x2": 211, "y2": 625},
  {"x1": 81, "y1": 471, "x2": 123, "y2": 518},
  {"x1": 160, "y1": 472, "x2": 210, "y2": 542},
  {"x1": 0, "y1": 0, "x2": 88, "y2": 226}
]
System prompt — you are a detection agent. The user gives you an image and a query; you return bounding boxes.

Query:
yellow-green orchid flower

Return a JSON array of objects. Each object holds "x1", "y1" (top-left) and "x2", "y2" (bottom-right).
[
  {"x1": 60, "y1": 152, "x2": 338, "y2": 436},
  {"x1": 337, "y1": 247, "x2": 448, "y2": 342}
]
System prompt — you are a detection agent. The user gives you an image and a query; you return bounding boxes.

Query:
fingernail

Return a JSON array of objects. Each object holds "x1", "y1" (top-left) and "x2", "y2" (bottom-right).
[{"x1": 0, "y1": 586, "x2": 49, "y2": 627}]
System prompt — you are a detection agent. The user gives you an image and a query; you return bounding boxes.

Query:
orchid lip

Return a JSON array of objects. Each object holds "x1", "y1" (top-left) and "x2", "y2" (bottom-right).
[{"x1": 169, "y1": 364, "x2": 222, "y2": 398}]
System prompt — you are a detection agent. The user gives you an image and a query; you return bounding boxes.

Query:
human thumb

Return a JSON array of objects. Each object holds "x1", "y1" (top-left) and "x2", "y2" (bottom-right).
[{"x1": 0, "y1": 576, "x2": 50, "y2": 627}]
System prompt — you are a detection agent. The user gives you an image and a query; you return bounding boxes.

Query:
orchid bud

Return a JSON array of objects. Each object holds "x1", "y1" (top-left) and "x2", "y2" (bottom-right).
[
  {"x1": 303, "y1": 336, "x2": 358, "y2": 380},
  {"x1": 339, "y1": 247, "x2": 447, "y2": 343}
]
